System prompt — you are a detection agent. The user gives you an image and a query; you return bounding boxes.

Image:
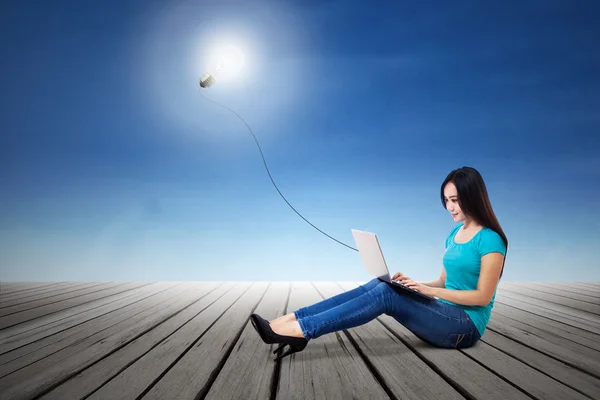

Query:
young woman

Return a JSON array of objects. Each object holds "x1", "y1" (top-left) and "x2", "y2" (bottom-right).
[{"x1": 251, "y1": 166, "x2": 508, "y2": 361}]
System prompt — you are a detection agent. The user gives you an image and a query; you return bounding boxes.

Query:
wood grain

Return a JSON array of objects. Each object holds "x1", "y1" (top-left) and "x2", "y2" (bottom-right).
[
  {"x1": 1, "y1": 281, "x2": 598, "y2": 400},
  {"x1": 314, "y1": 282, "x2": 465, "y2": 400},
  {"x1": 275, "y1": 282, "x2": 391, "y2": 400}
]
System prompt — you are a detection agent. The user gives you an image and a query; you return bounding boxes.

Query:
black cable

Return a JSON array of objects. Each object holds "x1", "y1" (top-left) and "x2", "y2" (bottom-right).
[{"x1": 198, "y1": 89, "x2": 358, "y2": 252}]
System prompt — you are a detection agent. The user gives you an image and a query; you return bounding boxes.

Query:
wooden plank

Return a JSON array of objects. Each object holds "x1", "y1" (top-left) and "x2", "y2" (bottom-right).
[
  {"x1": 563, "y1": 282, "x2": 600, "y2": 294},
  {"x1": 338, "y1": 282, "x2": 531, "y2": 400},
  {"x1": 499, "y1": 283, "x2": 600, "y2": 316},
  {"x1": 496, "y1": 287, "x2": 600, "y2": 324},
  {"x1": 4, "y1": 280, "x2": 597, "y2": 400},
  {"x1": 494, "y1": 293, "x2": 600, "y2": 335},
  {"x1": 0, "y1": 282, "x2": 45, "y2": 286},
  {"x1": 487, "y1": 313, "x2": 600, "y2": 378},
  {"x1": 0, "y1": 282, "x2": 123, "y2": 317},
  {"x1": 0, "y1": 282, "x2": 111, "y2": 310},
  {"x1": 0, "y1": 282, "x2": 67, "y2": 296},
  {"x1": 37, "y1": 282, "x2": 231, "y2": 400},
  {"x1": 0, "y1": 281, "x2": 161, "y2": 354},
  {"x1": 0, "y1": 281, "x2": 213, "y2": 400},
  {"x1": 552, "y1": 282, "x2": 599, "y2": 294},
  {"x1": 0, "y1": 282, "x2": 185, "y2": 373},
  {"x1": 1, "y1": 282, "x2": 58, "y2": 289},
  {"x1": 0, "y1": 282, "x2": 150, "y2": 330},
  {"x1": 0, "y1": 282, "x2": 79, "y2": 302},
  {"x1": 274, "y1": 282, "x2": 392, "y2": 400},
  {"x1": 0, "y1": 282, "x2": 29, "y2": 286},
  {"x1": 527, "y1": 282, "x2": 600, "y2": 299},
  {"x1": 461, "y1": 334, "x2": 591, "y2": 400},
  {"x1": 0, "y1": 282, "x2": 157, "y2": 344},
  {"x1": 313, "y1": 282, "x2": 465, "y2": 400},
  {"x1": 574, "y1": 282, "x2": 600, "y2": 289},
  {"x1": 204, "y1": 282, "x2": 289, "y2": 400},
  {"x1": 491, "y1": 303, "x2": 600, "y2": 351},
  {"x1": 0, "y1": 282, "x2": 25, "y2": 288},
  {"x1": 84, "y1": 282, "x2": 265, "y2": 400},
  {"x1": 480, "y1": 329, "x2": 600, "y2": 400},
  {"x1": 509, "y1": 282, "x2": 600, "y2": 304},
  {"x1": 0, "y1": 282, "x2": 101, "y2": 303},
  {"x1": 495, "y1": 290, "x2": 600, "y2": 327}
]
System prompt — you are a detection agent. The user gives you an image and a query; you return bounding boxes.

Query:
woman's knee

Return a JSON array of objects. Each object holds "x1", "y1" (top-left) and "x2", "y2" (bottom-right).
[
  {"x1": 361, "y1": 279, "x2": 396, "y2": 300},
  {"x1": 361, "y1": 278, "x2": 382, "y2": 291},
  {"x1": 370, "y1": 281, "x2": 397, "y2": 311},
  {"x1": 373, "y1": 280, "x2": 393, "y2": 292}
]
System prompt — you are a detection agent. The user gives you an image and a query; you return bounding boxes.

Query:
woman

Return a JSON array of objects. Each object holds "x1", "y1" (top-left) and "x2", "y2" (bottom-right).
[{"x1": 251, "y1": 166, "x2": 508, "y2": 361}]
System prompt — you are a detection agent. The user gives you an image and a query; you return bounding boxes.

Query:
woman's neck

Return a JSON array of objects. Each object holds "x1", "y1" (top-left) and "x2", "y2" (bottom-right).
[{"x1": 462, "y1": 218, "x2": 482, "y2": 230}]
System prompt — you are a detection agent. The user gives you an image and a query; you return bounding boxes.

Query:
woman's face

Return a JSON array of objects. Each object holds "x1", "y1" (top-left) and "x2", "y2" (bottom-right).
[{"x1": 443, "y1": 182, "x2": 465, "y2": 222}]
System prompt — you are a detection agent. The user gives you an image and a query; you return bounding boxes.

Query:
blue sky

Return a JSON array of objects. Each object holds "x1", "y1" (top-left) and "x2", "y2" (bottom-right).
[{"x1": 1, "y1": 0, "x2": 599, "y2": 282}]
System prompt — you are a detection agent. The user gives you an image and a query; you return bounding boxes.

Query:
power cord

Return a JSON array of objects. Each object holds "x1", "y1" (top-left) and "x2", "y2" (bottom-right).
[{"x1": 198, "y1": 89, "x2": 358, "y2": 252}]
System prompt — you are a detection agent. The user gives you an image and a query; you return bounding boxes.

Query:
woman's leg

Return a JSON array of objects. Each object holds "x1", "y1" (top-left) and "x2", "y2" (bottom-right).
[
  {"x1": 388, "y1": 290, "x2": 481, "y2": 349},
  {"x1": 270, "y1": 278, "x2": 382, "y2": 326},
  {"x1": 293, "y1": 278, "x2": 382, "y2": 320},
  {"x1": 295, "y1": 280, "x2": 480, "y2": 348}
]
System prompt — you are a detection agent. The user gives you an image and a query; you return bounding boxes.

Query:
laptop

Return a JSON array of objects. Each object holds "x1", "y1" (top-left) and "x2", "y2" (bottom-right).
[{"x1": 351, "y1": 229, "x2": 436, "y2": 301}]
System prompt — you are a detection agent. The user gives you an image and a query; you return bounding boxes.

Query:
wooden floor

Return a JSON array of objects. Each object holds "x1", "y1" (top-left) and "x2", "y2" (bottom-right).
[{"x1": 0, "y1": 281, "x2": 599, "y2": 400}]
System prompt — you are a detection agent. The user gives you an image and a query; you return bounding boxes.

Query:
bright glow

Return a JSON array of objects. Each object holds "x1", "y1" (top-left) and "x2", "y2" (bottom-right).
[
  {"x1": 207, "y1": 44, "x2": 246, "y2": 82},
  {"x1": 133, "y1": 0, "x2": 310, "y2": 144}
]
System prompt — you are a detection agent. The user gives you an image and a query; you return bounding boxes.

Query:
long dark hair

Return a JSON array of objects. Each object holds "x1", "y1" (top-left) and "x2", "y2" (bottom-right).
[{"x1": 440, "y1": 166, "x2": 508, "y2": 278}]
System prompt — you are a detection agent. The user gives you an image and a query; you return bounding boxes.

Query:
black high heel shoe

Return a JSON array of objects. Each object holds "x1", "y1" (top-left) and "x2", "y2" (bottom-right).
[{"x1": 250, "y1": 313, "x2": 308, "y2": 361}]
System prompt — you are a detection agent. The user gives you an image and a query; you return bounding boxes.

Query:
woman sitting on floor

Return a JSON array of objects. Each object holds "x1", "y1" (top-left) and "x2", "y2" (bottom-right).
[{"x1": 251, "y1": 166, "x2": 508, "y2": 360}]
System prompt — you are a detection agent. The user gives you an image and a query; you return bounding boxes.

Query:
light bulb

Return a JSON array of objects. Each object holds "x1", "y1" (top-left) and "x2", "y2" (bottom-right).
[{"x1": 199, "y1": 44, "x2": 245, "y2": 88}]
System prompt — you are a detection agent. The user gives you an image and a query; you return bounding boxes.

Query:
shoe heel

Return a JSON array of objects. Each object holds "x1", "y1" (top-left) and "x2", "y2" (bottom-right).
[
  {"x1": 274, "y1": 340, "x2": 307, "y2": 361},
  {"x1": 273, "y1": 343, "x2": 287, "y2": 354},
  {"x1": 274, "y1": 346, "x2": 300, "y2": 361}
]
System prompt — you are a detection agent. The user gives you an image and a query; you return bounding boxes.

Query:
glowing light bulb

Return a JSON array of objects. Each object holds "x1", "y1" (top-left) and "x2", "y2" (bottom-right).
[{"x1": 199, "y1": 44, "x2": 245, "y2": 88}]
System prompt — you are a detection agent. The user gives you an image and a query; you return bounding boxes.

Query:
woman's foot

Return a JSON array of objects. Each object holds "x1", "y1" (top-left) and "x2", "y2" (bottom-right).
[
  {"x1": 270, "y1": 320, "x2": 305, "y2": 338},
  {"x1": 250, "y1": 313, "x2": 308, "y2": 361},
  {"x1": 269, "y1": 312, "x2": 296, "y2": 326}
]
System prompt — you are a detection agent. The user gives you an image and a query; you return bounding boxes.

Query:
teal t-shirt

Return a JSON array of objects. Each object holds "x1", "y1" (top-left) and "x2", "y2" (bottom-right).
[{"x1": 438, "y1": 223, "x2": 507, "y2": 336}]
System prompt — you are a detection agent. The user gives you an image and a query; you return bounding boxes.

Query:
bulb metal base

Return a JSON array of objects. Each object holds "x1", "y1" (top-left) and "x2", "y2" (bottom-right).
[{"x1": 199, "y1": 72, "x2": 216, "y2": 88}]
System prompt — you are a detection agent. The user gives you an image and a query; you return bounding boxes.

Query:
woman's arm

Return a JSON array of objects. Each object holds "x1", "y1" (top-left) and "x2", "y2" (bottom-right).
[
  {"x1": 429, "y1": 253, "x2": 504, "y2": 306},
  {"x1": 420, "y1": 267, "x2": 446, "y2": 288},
  {"x1": 429, "y1": 288, "x2": 484, "y2": 306}
]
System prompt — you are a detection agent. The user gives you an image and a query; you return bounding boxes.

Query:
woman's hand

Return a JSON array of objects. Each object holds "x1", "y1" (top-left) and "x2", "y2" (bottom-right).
[
  {"x1": 392, "y1": 272, "x2": 405, "y2": 281},
  {"x1": 398, "y1": 276, "x2": 436, "y2": 296}
]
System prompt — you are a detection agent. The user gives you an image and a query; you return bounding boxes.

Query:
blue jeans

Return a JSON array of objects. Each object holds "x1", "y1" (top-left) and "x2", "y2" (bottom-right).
[{"x1": 293, "y1": 278, "x2": 481, "y2": 349}]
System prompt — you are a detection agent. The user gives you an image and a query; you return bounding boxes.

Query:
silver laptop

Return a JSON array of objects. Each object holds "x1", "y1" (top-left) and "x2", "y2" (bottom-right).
[{"x1": 351, "y1": 229, "x2": 435, "y2": 300}]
